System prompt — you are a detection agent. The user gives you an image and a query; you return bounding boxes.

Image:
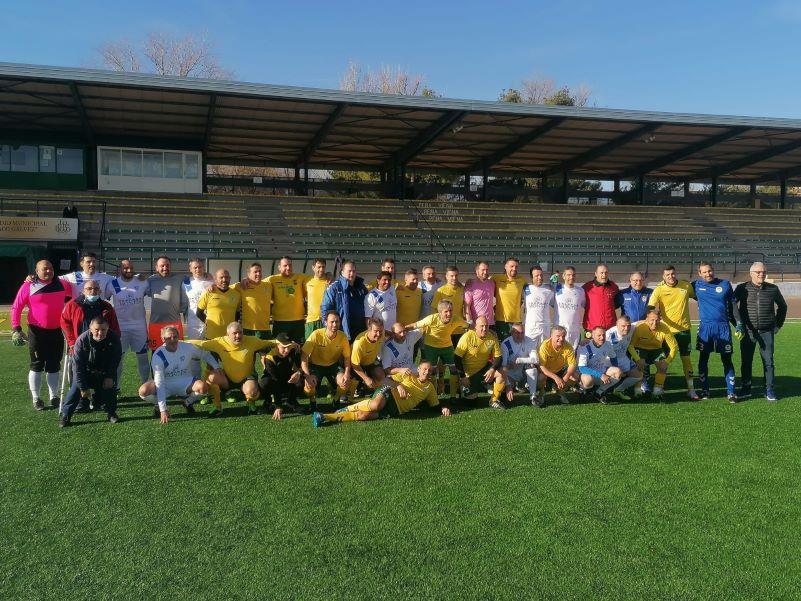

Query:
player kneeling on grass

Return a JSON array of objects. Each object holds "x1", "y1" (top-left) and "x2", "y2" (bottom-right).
[
  {"x1": 138, "y1": 326, "x2": 219, "y2": 424},
  {"x1": 605, "y1": 316, "x2": 644, "y2": 401},
  {"x1": 534, "y1": 326, "x2": 579, "y2": 408},
  {"x1": 628, "y1": 310, "x2": 679, "y2": 401},
  {"x1": 312, "y1": 360, "x2": 451, "y2": 427},
  {"x1": 301, "y1": 311, "x2": 352, "y2": 412},
  {"x1": 59, "y1": 317, "x2": 122, "y2": 428},
  {"x1": 577, "y1": 327, "x2": 622, "y2": 404},
  {"x1": 453, "y1": 316, "x2": 506, "y2": 409},
  {"x1": 347, "y1": 317, "x2": 387, "y2": 401},
  {"x1": 500, "y1": 323, "x2": 539, "y2": 405},
  {"x1": 189, "y1": 322, "x2": 283, "y2": 417}
]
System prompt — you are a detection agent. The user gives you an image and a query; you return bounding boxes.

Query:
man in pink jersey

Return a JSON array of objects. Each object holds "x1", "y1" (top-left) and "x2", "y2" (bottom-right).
[
  {"x1": 12, "y1": 260, "x2": 72, "y2": 410},
  {"x1": 464, "y1": 260, "x2": 496, "y2": 326}
]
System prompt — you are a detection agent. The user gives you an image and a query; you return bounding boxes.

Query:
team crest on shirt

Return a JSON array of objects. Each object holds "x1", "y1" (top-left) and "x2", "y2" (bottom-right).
[
  {"x1": 286, "y1": 286, "x2": 295, "y2": 295},
  {"x1": 716, "y1": 286, "x2": 723, "y2": 293},
  {"x1": 485, "y1": 341, "x2": 494, "y2": 350}
]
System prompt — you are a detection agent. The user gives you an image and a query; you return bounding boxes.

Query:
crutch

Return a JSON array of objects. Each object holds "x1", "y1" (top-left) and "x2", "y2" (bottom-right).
[{"x1": 59, "y1": 346, "x2": 72, "y2": 412}]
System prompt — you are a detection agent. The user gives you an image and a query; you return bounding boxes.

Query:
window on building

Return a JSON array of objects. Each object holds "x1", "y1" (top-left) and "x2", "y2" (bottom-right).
[
  {"x1": 164, "y1": 152, "x2": 183, "y2": 178},
  {"x1": 57, "y1": 148, "x2": 84, "y2": 174},
  {"x1": 184, "y1": 153, "x2": 199, "y2": 179},
  {"x1": 121, "y1": 150, "x2": 142, "y2": 177},
  {"x1": 39, "y1": 146, "x2": 56, "y2": 173},
  {"x1": 10, "y1": 145, "x2": 38, "y2": 172},
  {"x1": 100, "y1": 148, "x2": 121, "y2": 176},
  {"x1": 143, "y1": 151, "x2": 163, "y2": 178}
]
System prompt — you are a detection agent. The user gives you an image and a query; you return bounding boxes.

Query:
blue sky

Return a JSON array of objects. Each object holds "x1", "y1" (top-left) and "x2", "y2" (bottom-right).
[{"x1": 2, "y1": 0, "x2": 799, "y2": 117}]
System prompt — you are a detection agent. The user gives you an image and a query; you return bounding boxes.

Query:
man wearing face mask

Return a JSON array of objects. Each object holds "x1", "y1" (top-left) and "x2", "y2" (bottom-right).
[
  {"x1": 59, "y1": 317, "x2": 123, "y2": 427},
  {"x1": 107, "y1": 259, "x2": 151, "y2": 387}
]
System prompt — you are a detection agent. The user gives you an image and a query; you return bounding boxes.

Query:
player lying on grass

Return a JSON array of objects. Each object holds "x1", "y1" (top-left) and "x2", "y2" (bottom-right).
[
  {"x1": 311, "y1": 360, "x2": 451, "y2": 427},
  {"x1": 139, "y1": 325, "x2": 219, "y2": 424}
]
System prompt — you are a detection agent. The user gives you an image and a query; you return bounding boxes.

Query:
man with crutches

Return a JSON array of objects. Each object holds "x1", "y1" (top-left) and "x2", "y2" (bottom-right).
[{"x1": 11, "y1": 260, "x2": 72, "y2": 411}]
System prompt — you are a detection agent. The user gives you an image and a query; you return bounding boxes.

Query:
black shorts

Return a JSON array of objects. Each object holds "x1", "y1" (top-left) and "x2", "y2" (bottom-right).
[
  {"x1": 272, "y1": 320, "x2": 305, "y2": 344},
  {"x1": 355, "y1": 363, "x2": 383, "y2": 385},
  {"x1": 227, "y1": 375, "x2": 257, "y2": 389},
  {"x1": 28, "y1": 325, "x2": 64, "y2": 373}
]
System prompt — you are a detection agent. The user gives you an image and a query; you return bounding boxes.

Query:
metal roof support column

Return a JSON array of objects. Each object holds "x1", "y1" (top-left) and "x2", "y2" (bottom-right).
[
  {"x1": 540, "y1": 176, "x2": 547, "y2": 203},
  {"x1": 463, "y1": 173, "x2": 470, "y2": 202},
  {"x1": 202, "y1": 155, "x2": 208, "y2": 193},
  {"x1": 683, "y1": 179, "x2": 690, "y2": 200},
  {"x1": 293, "y1": 167, "x2": 301, "y2": 196},
  {"x1": 303, "y1": 163, "x2": 309, "y2": 196},
  {"x1": 636, "y1": 174, "x2": 644, "y2": 205},
  {"x1": 749, "y1": 182, "x2": 757, "y2": 208},
  {"x1": 780, "y1": 177, "x2": 787, "y2": 209},
  {"x1": 481, "y1": 167, "x2": 488, "y2": 202},
  {"x1": 561, "y1": 171, "x2": 569, "y2": 204},
  {"x1": 613, "y1": 179, "x2": 620, "y2": 204},
  {"x1": 710, "y1": 176, "x2": 718, "y2": 207},
  {"x1": 398, "y1": 165, "x2": 406, "y2": 201}
]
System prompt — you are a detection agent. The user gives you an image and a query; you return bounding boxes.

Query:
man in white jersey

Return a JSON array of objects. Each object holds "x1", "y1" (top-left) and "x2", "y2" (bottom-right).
[
  {"x1": 605, "y1": 315, "x2": 644, "y2": 400},
  {"x1": 183, "y1": 258, "x2": 213, "y2": 340},
  {"x1": 381, "y1": 322, "x2": 423, "y2": 376},
  {"x1": 419, "y1": 265, "x2": 442, "y2": 317},
  {"x1": 61, "y1": 252, "x2": 115, "y2": 300},
  {"x1": 500, "y1": 322, "x2": 539, "y2": 405},
  {"x1": 138, "y1": 325, "x2": 219, "y2": 424},
  {"x1": 522, "y1": 265, "x2": 555, "y2": 348},
  {"x1": 364, "y1": 271, "x2": 397, "y2": 329},
  {"x1": 577, "y1": 326, "x2": 621, "y2": 404},
  {"x1": 107, "y1": 259, "x2": 151, "y2": 387},
  {"x1": 554, "y1": 266, "x2": 586, "y2": 349}
]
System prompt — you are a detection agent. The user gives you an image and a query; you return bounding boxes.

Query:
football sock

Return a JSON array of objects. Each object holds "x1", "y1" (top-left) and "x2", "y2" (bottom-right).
[
  {"x1": 28, "y1": 370, "x2": 42, "y2": 401},
  {"x1": 46, "y1": 371, "x2": 60, "y2": 398}
]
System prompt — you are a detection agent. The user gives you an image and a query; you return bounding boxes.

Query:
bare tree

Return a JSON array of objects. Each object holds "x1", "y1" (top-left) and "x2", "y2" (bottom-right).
[
  {"x1": 96, "y1": 31, "x2": 234, "y2": 79},
  {"x1": 340, "y1": 60, "x2": 430, "y2": 96},
  {"x1": 504, "y1": 74, "x2": 592, "y2": 107}
]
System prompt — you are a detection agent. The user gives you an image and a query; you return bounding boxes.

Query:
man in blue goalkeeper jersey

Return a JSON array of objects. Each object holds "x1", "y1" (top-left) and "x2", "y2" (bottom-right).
[
  {"x1": 616, "y1": 271, "x2": 652, "y2": 321},
  {"x1": 692, "y1": 261, "x2": 742, "y2": 402}
]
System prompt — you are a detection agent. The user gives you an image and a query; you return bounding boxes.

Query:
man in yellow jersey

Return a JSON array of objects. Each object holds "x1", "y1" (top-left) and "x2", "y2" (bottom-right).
[
  {"x1": 628, "y1": 309, "x2": 679, "y2": 400},
  {"x1": 348, "y1": 317, "x2": 387, "y2": 400},
  {"x1": 312, "y1": 359, "x2": 451, "y2": 427},
  {"x1": 301, "y1": 311, "x2": 352, "y2": 411},
  {"x1": 188, "y1": 322, "x2": 283, "y2": 417},
  {"x1": 396, "y1": 269, "x2": 422, "y2": 328},
  {"x1": 535, "y1": 325, "x2": 579, "y2": 407},
  {"x1": 406, "y1": 299, "x2": 466, "y2": 398},
  {"x1": 267, "y1": 256, "x2": 309, "y2": 344},
  {"x1": 492, "y1": 256, "x2": 527, "y2": 340},
  {"x1": 196, "y1": 269, "x2": 241, "y2": 340},
  {"x1": 304, "y1": 258, "x2": 328, "y2": 340},
  {"x1": 432, "y1": 265, "x2": 467, "y2": 347},
  {"x1": 648, "y1": 265, "x2": 698, "y2": 400},
  {"x1": 233, "y1": 262, "x2": 272, "y2": 339},
  {"x1": 454, "y1": 316, "x2": 505, "y2": 409}
]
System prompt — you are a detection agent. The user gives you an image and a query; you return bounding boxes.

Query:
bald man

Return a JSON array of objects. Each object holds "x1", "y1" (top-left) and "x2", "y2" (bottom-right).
[{"x1": 196, "y1": 269, "x2": 242, "y2": 340}]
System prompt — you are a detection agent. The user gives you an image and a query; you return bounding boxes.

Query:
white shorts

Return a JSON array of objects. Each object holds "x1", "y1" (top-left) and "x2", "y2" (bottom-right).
[
  {"x1": 120, "y1": 327, "x2": 149, "y2": 354},
  {"x1": 157, "y1": 377, "x2": 195, "y2": 400},
  {"x1": 563, "y1": 326, "x2": 582, "y2": 349},
  {"x1": 185, "y1": 319, "x2": 205, "y2": 341},
  {"x1": 525, "y1": 329, "x2": 547, "y2": 350}
]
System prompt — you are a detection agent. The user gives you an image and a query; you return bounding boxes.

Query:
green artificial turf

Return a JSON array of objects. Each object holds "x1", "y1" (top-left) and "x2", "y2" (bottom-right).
[{"x1": 1, "y1": 325, "x2": 800, "y2": 599}]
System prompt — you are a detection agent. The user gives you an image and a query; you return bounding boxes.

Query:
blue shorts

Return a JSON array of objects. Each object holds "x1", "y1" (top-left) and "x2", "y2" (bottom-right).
[{"x1": 696, "y1": 322, "x2": 733, "y2": 354}]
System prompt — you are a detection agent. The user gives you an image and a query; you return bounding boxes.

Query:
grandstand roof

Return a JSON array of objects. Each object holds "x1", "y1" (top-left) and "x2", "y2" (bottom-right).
[{"x1": 2, "y1": 62, "x2": 801, "y2": 183}]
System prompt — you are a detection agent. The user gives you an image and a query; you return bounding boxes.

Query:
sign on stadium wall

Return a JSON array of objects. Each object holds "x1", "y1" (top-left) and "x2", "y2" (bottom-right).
[{"x1": 0, "y1": 217, "x2": 78, "y2": 241}]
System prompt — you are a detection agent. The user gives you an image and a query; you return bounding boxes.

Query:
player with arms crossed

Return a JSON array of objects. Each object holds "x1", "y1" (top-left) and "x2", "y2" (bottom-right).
[
  {"x1": 139, "y1": 325, "x2": 219, "y2": 424},
  {"x1": 553, "y1": 266, "x2": 586, "y2": 350}
]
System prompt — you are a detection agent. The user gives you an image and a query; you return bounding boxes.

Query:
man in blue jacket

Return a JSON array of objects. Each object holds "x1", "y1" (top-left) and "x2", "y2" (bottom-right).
[
  {"x1": 321, "y1": 260, "x2": 369, "y2": 341},
  {"x1": 616, "y1": 271, "x2": 652, "y2": 321}
]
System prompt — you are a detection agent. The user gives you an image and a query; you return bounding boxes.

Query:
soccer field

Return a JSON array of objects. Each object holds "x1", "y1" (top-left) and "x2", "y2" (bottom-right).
[{"x1": 2, "y1": 326, "x2": 800, "y2": 600}]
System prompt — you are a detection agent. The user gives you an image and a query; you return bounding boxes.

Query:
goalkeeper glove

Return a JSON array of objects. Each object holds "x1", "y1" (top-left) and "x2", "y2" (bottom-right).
[
  {"x1": 12, "y1": 330, "x2": 27, "y2": 346},
  {"x1": 734, "y1": 323, "x2": 744, "y2": 341},
  {"x1": 549, "y1": 273, "x2": 559, "y2": 285}
]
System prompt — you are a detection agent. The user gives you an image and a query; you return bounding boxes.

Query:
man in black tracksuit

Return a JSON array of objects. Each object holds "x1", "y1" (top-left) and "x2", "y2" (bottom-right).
[
  {"x1": 734, "y1": 262, "x2": 787, "y2": 401},
  {"x1": 258, "y1": 333, "x2": 305, "y2": 418},
  {"x1": 60, "y1": 317, "x2": 123, "y2": 427}
]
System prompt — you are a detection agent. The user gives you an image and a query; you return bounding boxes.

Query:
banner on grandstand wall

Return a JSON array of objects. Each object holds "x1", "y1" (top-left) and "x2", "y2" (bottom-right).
[{"x1": 0, "y1": 217, "x2": 78, "y2": 241}]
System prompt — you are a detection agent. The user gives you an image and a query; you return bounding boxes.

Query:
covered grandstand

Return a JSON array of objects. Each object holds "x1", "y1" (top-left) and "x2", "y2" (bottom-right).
[{"x1": 1, "y1": 62, "x2": 801, "y2": 283}]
